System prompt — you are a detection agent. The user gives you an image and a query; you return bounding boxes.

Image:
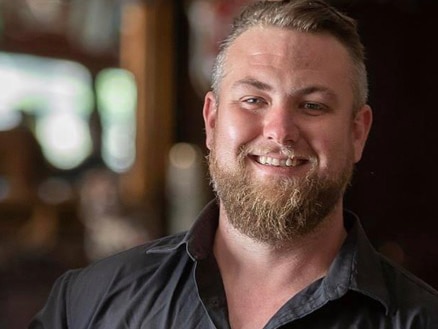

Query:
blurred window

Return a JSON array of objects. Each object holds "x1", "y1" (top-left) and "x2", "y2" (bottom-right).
[
  {"x1": 0, "y1": 51, "x2": 93, "y2": 170},
  {"x1": 0, "y1": 52, "x2": 137, "y2": 173},
  {"x1": 95, "y1": 68, "x2": 137, "y2": 173}
]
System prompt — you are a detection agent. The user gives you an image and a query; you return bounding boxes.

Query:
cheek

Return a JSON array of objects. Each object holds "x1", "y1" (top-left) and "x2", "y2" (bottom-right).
[
  {"x1": 308, "y1": 125, "x2": 353, "y2": 170},
  {"x1": 211, "y1": 121, "x2": 240, "y2": 163},
  {"x1": 217, "y1": 113, "x2": 258, "y2": 148}
]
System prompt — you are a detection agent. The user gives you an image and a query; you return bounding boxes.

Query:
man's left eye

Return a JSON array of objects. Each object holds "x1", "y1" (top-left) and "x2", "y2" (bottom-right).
[
  {"x1": 303, "y1": 103, "x2": 323, "y2": 110},
  {"x1": 301, "y1": 102, "x2": 329, "y2": 115}
]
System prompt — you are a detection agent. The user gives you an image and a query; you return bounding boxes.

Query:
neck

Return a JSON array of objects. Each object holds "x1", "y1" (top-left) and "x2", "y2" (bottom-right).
[
  {"x1": 213, "y1": 201, "x2": 347, "y2": 329},
  {"x1": 214, "y1": 200, "x2": 347, "y2": 290}
]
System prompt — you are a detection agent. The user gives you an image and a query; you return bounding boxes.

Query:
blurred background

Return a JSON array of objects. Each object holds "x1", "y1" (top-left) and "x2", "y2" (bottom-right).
[{"x1": 0, "y1": 0, "x2": 437, "y2": 327}]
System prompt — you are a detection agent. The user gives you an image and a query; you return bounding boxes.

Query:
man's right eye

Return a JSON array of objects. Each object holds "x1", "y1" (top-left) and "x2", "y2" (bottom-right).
[
  {"x1": 243, "y1": 97, "x2": 259, "y2": 104},
  {"x1": 241, "y1": 97, "x2": 266, "y2": 105}
]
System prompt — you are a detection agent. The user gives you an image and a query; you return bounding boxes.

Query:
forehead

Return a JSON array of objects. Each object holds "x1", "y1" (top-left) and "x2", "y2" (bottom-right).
[
  {"x1": 226, "y1": 26, "x2": 351, "y2": 71},
  {"x1": 221, "y1": 27, "x2": 354, "y2": 101}
]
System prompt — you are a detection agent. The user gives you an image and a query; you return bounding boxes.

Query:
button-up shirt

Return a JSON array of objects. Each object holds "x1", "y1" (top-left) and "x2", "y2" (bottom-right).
[{"x1": 29, "y1": 200, "x2": 438, "y2": 328}]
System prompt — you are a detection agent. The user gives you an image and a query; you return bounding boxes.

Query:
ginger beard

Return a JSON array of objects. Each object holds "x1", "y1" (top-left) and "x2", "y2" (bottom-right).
[{"x1": 208, "y1": 140, "x2": 354, "y2": 246}]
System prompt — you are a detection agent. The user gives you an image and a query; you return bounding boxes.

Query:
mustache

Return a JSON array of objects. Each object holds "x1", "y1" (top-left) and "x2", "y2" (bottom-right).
[
  {"x1": 239, "y1": 143, "x2": 317, "y2": 163},
  {"x1": 240, "y1": 144, "x2": 295, "y2": 157}
]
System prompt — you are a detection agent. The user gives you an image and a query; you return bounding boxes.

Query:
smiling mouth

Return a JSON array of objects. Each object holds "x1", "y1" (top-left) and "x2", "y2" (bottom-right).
[{"x1": 255, "y1": 155, "x2": 305, "y2": 167}]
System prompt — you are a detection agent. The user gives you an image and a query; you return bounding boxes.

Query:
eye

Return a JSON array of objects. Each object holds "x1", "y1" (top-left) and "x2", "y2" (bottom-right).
[
  {"x1": 301, "y1": 102, "x2": 328, "y2": 115},
  {"x1": 243, "y1": 97, "x2": 264, "y2": 104},
  {"x1": 240, "y1": 96, "x2": 268, "y2": 110}
]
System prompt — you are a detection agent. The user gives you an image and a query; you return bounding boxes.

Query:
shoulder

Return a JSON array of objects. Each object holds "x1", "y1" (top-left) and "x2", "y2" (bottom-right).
[
  {"x1": 378, "y1": 254, "x2": 438, "y2": 324},
  {"x1": 64, "y1": 232, "x2": 189, "y2": 299},
  {"x1": 30, "y1": 232, "x2": 193, "y2": 328},
  {"x1": 379, "y1": 254, "x2": 438, "y2": 302},
  {"x1": 77, "y1": 231, "x2": 187, "y2": 279},
  {"x1": 346, "y1": 213, "x2": 438, "y2": 311},
  {"x1": 69, "y1": 233, "x2": 191, "y2": 324}
]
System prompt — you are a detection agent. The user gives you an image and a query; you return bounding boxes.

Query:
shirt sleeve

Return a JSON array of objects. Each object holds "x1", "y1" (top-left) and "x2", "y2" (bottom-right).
[{"x1": 28, "y1": 269, "x2": 81, "y2": 329}]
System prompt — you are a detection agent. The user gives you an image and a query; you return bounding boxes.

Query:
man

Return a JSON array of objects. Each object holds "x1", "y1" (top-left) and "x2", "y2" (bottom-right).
[{"x1": 30, "y1": 1, "x2": 438, "y2": 328}]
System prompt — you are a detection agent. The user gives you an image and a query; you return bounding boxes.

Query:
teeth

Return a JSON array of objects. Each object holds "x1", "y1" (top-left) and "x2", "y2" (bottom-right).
[{"x1": 257, "y1": 156, "x2": 301, "y2": 167}]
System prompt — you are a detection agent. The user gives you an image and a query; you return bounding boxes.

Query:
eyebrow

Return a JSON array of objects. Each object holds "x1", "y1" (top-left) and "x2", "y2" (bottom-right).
[
  {"x1": 231, "y1": 78, "x2": 273, "y2": 92},
  {"x1": 231, "y1": 77, "x2": 338, "y2": 101},
  {"x1": 292, "y1": 85, "x2": 338, "y2": 100}
]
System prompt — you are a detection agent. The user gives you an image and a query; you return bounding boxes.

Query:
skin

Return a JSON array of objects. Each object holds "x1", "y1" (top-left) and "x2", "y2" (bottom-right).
[{"x1": 203, "y1": 27, "x2": 372, "y2": 329}]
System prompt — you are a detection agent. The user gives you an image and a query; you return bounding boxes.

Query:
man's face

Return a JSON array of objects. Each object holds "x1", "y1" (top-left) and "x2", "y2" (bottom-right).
[{"x1": 203, "y1": 27, "x2": 372, "y2": 244}]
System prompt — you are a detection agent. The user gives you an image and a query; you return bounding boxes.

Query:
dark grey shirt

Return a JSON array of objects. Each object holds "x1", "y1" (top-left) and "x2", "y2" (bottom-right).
[{"x1": 29, "y1": 200, "x2": 438, "y2": 328}]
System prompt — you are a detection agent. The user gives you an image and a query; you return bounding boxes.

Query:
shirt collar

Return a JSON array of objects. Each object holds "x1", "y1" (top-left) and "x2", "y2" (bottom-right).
[
  {"x1": 146, "y1": 199, "x2": 219, "y2": 258},
  {"x1": 185, "y1": 199, "x2": 220, "y2": 260},
  {"x1": 323, "y1": 210, "x2": 391, "y2": 314},
  {"x1": 148, "y1": 199, "x2": 392, "y2": 314}
]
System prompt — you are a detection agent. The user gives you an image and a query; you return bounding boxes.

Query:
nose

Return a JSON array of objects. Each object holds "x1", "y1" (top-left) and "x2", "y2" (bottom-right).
[{"x1": 263, "y1": 104, "x2": 299, "y2": 145}]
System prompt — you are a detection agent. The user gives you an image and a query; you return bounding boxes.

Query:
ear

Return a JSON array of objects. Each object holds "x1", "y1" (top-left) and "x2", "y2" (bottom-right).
[
  {"x1": 203, "y1": 91, "x2": 218, "y2": 151},
  {"x1": 352, "y1": 104, "x2": 373, "y2": 163}
]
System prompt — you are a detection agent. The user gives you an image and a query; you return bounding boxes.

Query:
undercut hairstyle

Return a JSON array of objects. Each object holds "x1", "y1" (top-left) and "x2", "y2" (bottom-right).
[{"x1": 211, "y1": 0, "x2": 368, "y2": 112}]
